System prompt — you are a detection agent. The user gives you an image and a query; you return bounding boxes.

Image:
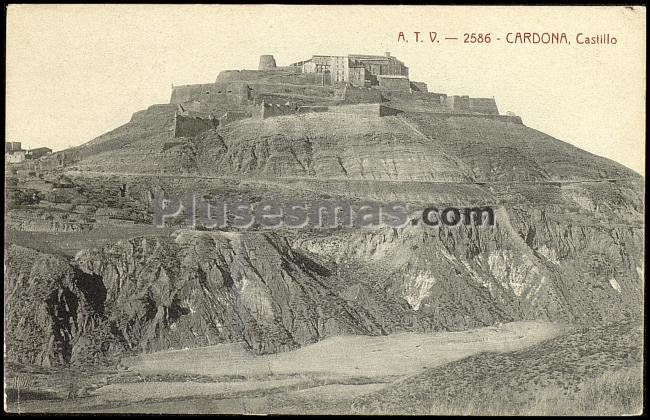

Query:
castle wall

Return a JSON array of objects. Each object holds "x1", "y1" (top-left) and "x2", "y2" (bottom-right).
[
  {"x1": 129, "y1": 104, "x2": 178, "y2": 123},
  {"x1": 327, "y1": 103, "x2": 402, "y2": 117},
  {"x1": 25, "y1": 149, "x2": 80, "y2": 171},
  {"x1": 218, "y1": 110, "x2": 251, "y2": 125},
  {"x1": 170, "y1": 83, "x2": 250, "y2": 105},
  {"x1": 325, "y1": 103, "x2": 380, "y2": 116},
  {"x1": 446, "y1": 95, "x2": 471, "y2": 111},
  {"x1": 409, "y1": 111, "x2": 522, "y2": 124},
  {"x1": 343, "y1": 85, "x2": 383, "y2": 104},
  {"x1": 182, "y1": 100, "x2": 250, "y2": 119},
  {"x1": 174, "y1": 114, "x2": 218, "y2": 138},
  {"x1": 170, "y1": 84, "x2": 215, "y2": 104},
  {"x1": 215, "y1": 68, "x2": 301, "y2": 84},
  {"x1": 252, "y1": 102, "x2": 300, "y2": 119},
  {"x1": 451, "y1": 113, "x2": 521, "y2": 124},
  {"x1": 418, "y1": 92, "x2": 447, "y2": 104},
  {"x1": 383, "y1": 91, "x2": 448, "y2": 113},
  {"x1": 253, "y1": 94, "x2": 298, "y2": 107},
  {"x1": 378, "y1": 76, "x2": 411, "y2": 92},
  {"x1": 410, "y1": 81, "x2": 428, "y2": 93},
  {"x1": 250, "y1": 72, "x2": 331, "y2": 86},
  {"x1": 171, "y1": 80, "x2": 342, "y2": 107},
  {"x1": 251, "y1": 83, "x2": 340, "y2": 100},
  {"x1": 252, "y1": 102, "x2": 401, "y2": 119},
  {"x1": 469, "y1": 98, "x2": 499, "y2": 115}
]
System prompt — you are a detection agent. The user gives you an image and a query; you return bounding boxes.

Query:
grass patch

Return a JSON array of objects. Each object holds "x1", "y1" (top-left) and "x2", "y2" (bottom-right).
[{"x1": 352, "y1": 322, "x2": 642, "y2": 415}]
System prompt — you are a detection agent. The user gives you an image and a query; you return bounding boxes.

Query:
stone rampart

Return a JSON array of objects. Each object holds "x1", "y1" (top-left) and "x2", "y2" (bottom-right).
[
  {"x1": 343, "y1": 85, "x2": 383, "y2": 104},
  {"x1": 253, "y1": 103, "x2": 402, "y2": 119},
  {"x1": 252, "y1": 102, "x2": 300, "y2": 119},
  {"x1": 378, "y1": 76, "x2": 411, "y2": 92},
  {"x1": 215, "y1": 68, "x2": 302, "y2": 84},
  {"x1": 174, "y1": 114, "x2": 218, "y2": 138},
  {"x1": 446, "y1": 95, "x2": 471, "y2": 111},
  {"x1": 469, "y1": 98, "x2": 499, "y2": 115},
  {"x1": 170, "y1": 83, "x2": 250, "y2": 105},
  {"x1": 410, "y1": 81, "x2": 428, "y2": 93}
]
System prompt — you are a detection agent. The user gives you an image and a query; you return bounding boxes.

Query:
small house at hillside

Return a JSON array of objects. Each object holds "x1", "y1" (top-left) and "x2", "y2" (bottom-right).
[
  {"x1": 27, "y1": 147, "x2": 53, "y2": 159},
  {"x1": 5, "y1": 142, "x2": 26, "y2": 164}
]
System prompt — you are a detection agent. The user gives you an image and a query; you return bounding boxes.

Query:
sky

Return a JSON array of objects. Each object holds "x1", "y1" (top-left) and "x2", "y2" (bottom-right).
[{"x1": 6, "y1": 5, "x2": 646, "y2": 175}]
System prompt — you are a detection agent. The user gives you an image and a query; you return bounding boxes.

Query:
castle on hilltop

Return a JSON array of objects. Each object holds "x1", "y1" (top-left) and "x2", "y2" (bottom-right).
[
  {"x1": 289, "y1": 52, "x2": 409, "y2": 86},
  {"x1": 169, "y1": 53, "x2": 519, "y2": 138}
]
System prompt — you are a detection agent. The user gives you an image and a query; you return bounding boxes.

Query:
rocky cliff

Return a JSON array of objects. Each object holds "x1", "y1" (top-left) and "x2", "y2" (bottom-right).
[{"x1": 7, "y1": 231, "x2": 398, "y2": 366}]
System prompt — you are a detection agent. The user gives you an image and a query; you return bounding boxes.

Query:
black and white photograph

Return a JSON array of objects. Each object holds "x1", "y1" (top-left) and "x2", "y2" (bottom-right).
[{"x1": 4, "y1": 4, "x2": 645, "y2": 415}]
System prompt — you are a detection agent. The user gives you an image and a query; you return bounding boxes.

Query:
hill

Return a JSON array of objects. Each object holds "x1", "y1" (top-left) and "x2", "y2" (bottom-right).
[
  {"x1": 70, "y1": 105, "x2": 638, "y2": 183},
  {"x1": 5, "y1": 56, "x2": 643, "y2": 413}
]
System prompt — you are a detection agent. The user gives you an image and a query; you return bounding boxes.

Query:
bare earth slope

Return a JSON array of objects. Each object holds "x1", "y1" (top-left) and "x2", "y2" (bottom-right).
[
  {"x1": 5, "y1": 104, "x2": 644, "y2": 370},
  {"x1": 73, "y1": 107, "x2": 638, "y2": 182},
  {"x1": 352, "y1": 322, "x2": 642, "y2": 415}
]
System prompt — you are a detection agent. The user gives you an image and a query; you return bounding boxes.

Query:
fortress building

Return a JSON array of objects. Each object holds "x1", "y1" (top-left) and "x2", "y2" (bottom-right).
[
  {"x1": 166, "y1": 53, "x2": 517, "y2": 128},
  {"x1": 258, "y1": 54, "x2": 277, "y2": 70},
  {"x1": 291, "y1": 52, "x2": 408, "y2": 86},
  {"x1": 26, "y1": 147, "x2": 53, "y2": 160}
]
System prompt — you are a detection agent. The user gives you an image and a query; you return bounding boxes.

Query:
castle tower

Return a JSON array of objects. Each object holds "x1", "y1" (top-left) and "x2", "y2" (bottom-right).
[{"x1": 258, "y1": 55, "x2": 277, "y2": 70}]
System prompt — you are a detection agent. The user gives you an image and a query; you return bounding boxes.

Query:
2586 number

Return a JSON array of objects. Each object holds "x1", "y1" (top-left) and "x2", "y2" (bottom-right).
[{"x1": 463, "y1": 33, "x2": 491, "y2": 43}]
